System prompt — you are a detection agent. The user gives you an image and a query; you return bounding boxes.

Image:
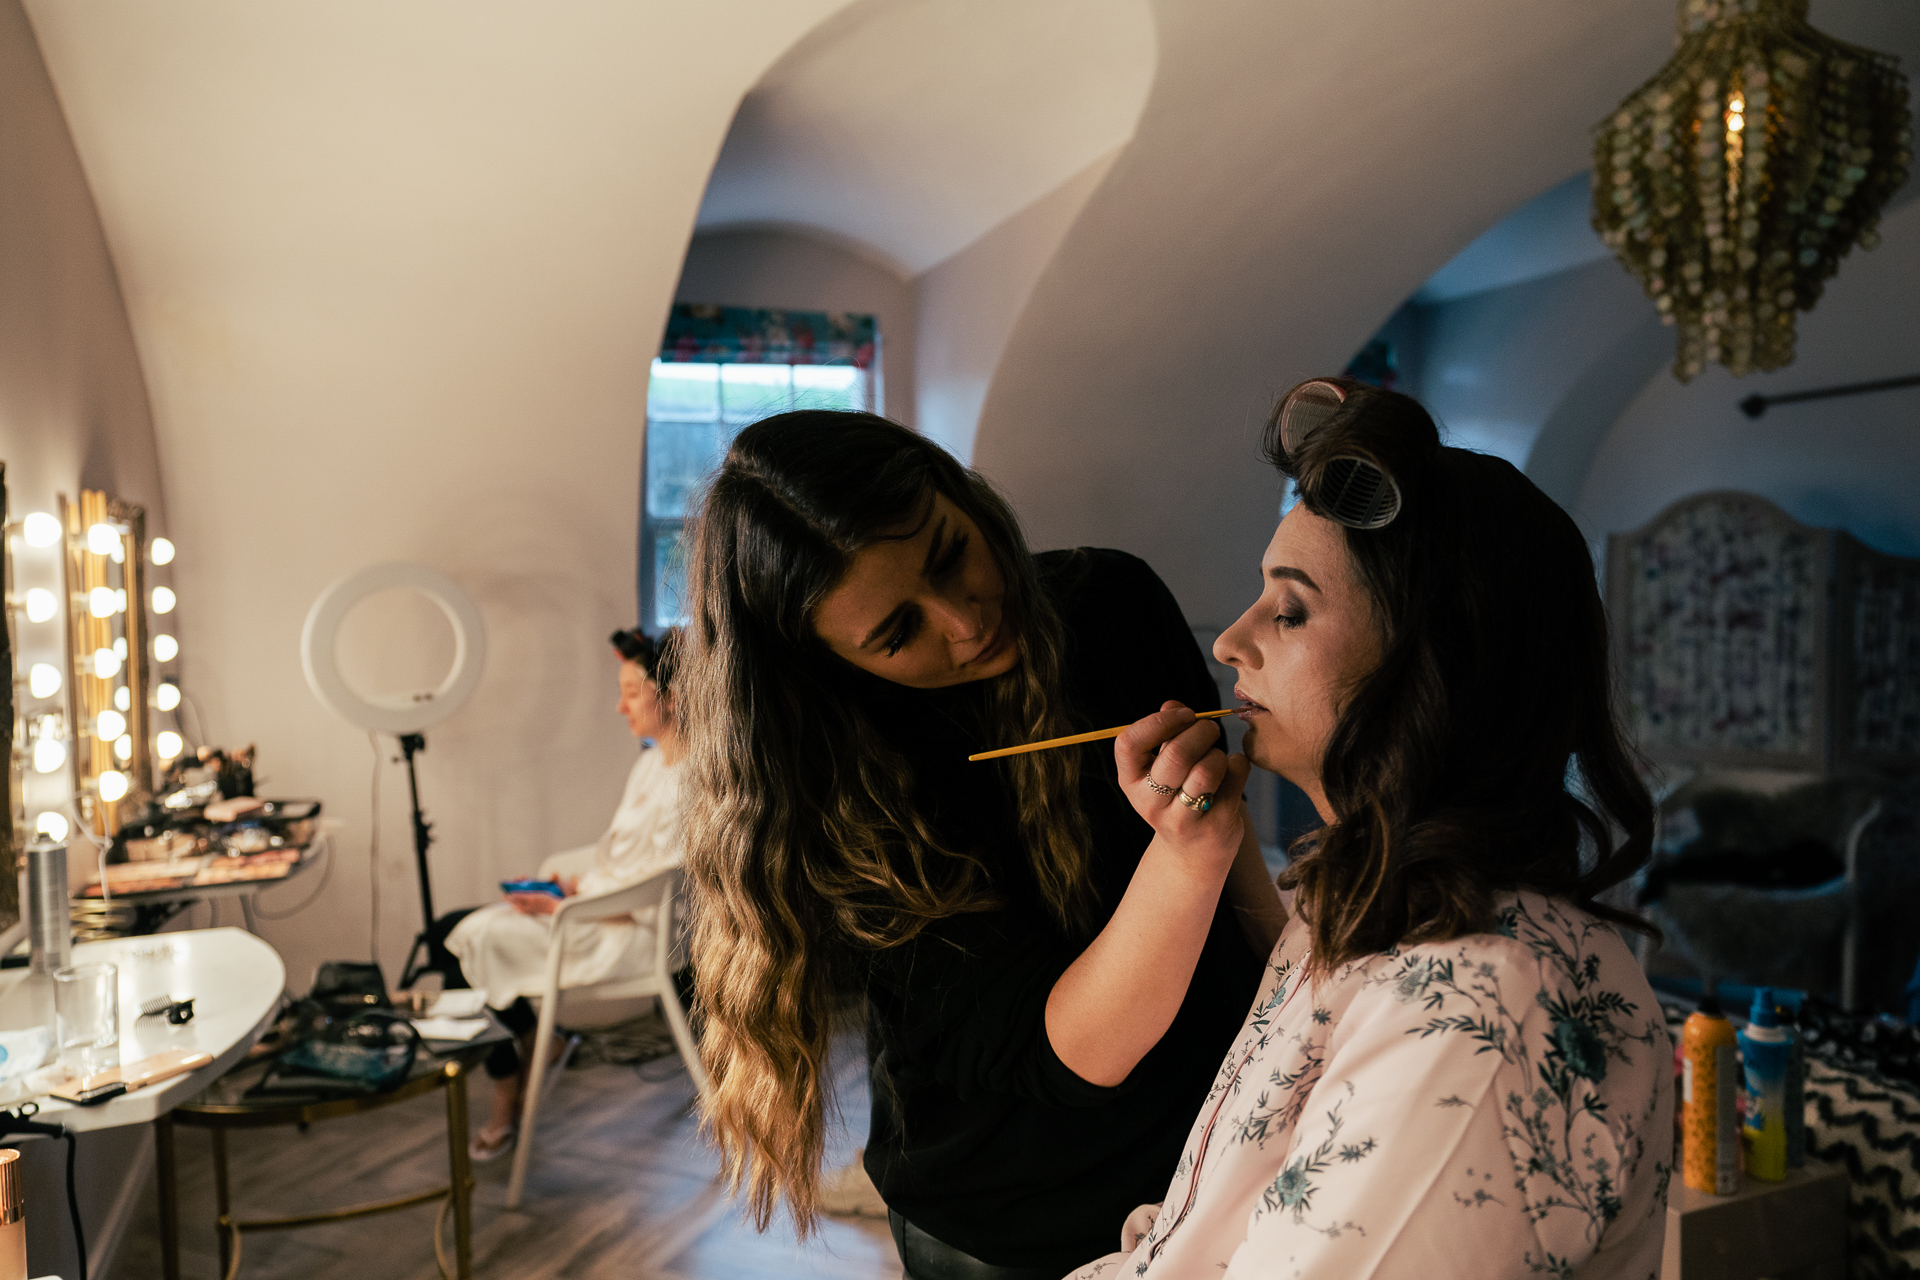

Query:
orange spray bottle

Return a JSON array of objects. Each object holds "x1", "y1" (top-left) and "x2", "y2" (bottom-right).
[{"x1": 1682, "y1": 993, "x2": 1741, "y2": 1194}]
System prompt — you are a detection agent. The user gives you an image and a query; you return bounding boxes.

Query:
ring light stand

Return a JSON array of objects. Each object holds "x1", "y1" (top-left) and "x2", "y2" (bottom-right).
[{"x1": 300, "y1": 562, "x2": 487, "y2": 987}]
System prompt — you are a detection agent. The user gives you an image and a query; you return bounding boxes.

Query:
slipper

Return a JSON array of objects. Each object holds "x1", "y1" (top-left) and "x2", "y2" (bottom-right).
[{"x1": 469, "y1": 1123, "x2": 517, "y2": 1163}]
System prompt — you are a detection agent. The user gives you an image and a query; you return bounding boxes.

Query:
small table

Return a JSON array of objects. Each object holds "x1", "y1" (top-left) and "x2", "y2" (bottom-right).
[
  {"x1": 159, "y1": 1019, "x2": 510, "y2": 1280},
  {"x1": 1662, "y1": 1161, "x2": 1849, "y2": 1280}
]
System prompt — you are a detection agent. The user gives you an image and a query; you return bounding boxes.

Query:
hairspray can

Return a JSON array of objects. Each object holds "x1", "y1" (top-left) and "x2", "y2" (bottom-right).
[
  {"x1": 1682, "y1": 994, "x2": 1740, "y2": 1194},
  {"x1": 0, "y1": 1148, "x2": 24, "y2": 1280},
  {"x1": 1739, "y1": 987, "x2": 1792, "y2": 1182}
]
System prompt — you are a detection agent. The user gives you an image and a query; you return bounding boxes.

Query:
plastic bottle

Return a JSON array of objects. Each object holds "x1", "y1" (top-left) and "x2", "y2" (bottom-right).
[
  {"x1": 1682, "y1": 993, "x2": 1741, "y2": 1194},
  {"x1": 1784, "y1": 998, "x2": 1807, "y2": 1169},
  {"x1": 1739, "y1": 987, "x2": 1792, "y2": 1182}
]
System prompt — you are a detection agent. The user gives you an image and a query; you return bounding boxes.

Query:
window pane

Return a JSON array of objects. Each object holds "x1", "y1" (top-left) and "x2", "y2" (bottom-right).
[
  {"x1": 720, "y1": 364, "x2": 791, "y2": 424},
  {"x1": 792, "y1": 365, "x2": 866, "y2": 413},
  {"x1": 654, "y1": 525, "x2": 689, "y2": 628},
  {"x1": 648, "y1": 360, "x2": 721, "y2": 421},
  {"x1": 647, "y1": 419, "x2": 732, "y2": 518}
]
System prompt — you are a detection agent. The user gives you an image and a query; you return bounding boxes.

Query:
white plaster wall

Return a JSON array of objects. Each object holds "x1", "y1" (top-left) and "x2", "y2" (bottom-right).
[
  {"x1": 24, "y1": 0, "x2": 857, "y2": 996},
  {"x1": 972, "y1": 0, "x2": 1676, "y2": 635},
  {"x1": 1576, "y1": 197, "x2": 1920, "y2": 556},
  {"x1": 916, "y1": 151, "x2": 1118, "y2": 462},
  {"x1": 673, "y1": 228, "x2": 918, "y2": 426}
]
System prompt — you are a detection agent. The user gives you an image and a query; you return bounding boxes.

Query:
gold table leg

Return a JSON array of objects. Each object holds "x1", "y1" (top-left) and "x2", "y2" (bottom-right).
[
  {"x1": 212, "y1": 1127, "x2": 233, "y2": 1278},
  {"x1": 444, "y1": 1062, "x2": 474, "y2": 1279},
  {"x1": 155, "y1": 1114, "x2": 180, "y2": 1280}
]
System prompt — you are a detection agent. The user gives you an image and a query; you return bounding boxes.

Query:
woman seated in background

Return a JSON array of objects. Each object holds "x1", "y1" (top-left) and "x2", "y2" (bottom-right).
[
  {"x1": 443, "y1": 627, "x2": 685, "y2": 1161},
  {"x1": 1070, "y1": 379, "x2": 1673, "y2": 1279}
]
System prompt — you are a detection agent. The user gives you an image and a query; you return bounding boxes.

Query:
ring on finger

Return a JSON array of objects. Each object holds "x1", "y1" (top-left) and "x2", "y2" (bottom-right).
[
  {"x1": 1144, "y1": 778, "x2": 1177, "y2": 797},
  {"x1": 1176, "y1": 789, "x2": 1215, "y2": 813}
]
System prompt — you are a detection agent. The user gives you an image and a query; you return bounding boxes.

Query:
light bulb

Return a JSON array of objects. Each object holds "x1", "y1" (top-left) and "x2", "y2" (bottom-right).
[
  {"x1": 150, "y1": 538, "x2": 175, "y2": 565},
  {"x1": 156, "y1": 682, "x2": 181, "y2": 711},
  {"x1": 33, "y1": 738, "x2": 65, "y2": 774},
  {"x1": 153, "y1": 634, "x2": 178, "y2": 662},
  {"x1": 113, "y1": 637, "x2": 128, "y2": 660},
  {"x1": 28, "y1": 664, "x2": 61, "y2": 699},
  {"x1": 114, "y1": 734, "x2": 133, "y2": 762},
  {"x1": 87, "y1": 523, "x2": 119, "y2": 556},
  {"x1": 24, "y1": 588, "x2": 56, "y2": 623},
  {"x1": 110, "y1": 541, "x2": 124, "y2": 565},
  {"x1": 156, "y1": 730, "x2": 184, "y2": 760},
  {"x1": 35, "y1": 812, "x2": 69, "y2": 842},
  {"x1": 115, "y1": 588, "x2": 127, "y2": 613},
  {"x1": 96, "y1": 709, "x2": 127, "y2": 741},
  {"x1": 93, "y1": 647, "x2": 121, "y2": 679},
  {"x1": 22, "y1": 512, "x2": 60, "y2": 548},
  {"x1": 115, "y1": 685, "x2": 130, "y2": 712},
  {"x1": 152, "y1": 586, "x2": 176, "y2": 614},
  {"x1": 97, "y1": 770, "x2": 129, "y2": 802},
  {"x1": 89, "y1": 587, "x2": 115, "y2": 618}
]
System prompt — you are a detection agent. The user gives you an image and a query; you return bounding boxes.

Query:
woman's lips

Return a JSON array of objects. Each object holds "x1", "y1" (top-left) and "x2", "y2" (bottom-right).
[{"x1": 1234, "y1": 687, "x2": 1267, "y2": 718}]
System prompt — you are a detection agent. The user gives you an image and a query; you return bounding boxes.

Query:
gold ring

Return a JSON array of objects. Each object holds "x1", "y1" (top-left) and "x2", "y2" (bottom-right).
[
  {"x1": 1144, "y1": 779, "x2": 1177, "y2": 797},
  {"x1": 1176, "y1": 790, "x2": 1214, "y2": 813}
]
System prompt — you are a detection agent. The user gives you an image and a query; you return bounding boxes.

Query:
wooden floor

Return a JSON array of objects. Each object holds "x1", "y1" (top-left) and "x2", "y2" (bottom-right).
[{"x1": 115, "y1": 1047, "x2": 902, "y2": 1280}]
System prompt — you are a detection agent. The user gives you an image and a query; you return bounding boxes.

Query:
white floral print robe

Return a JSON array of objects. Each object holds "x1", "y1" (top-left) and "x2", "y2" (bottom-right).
[{"x1": 1068, "y1": 892, "x2": 1673, "y2": 1280}]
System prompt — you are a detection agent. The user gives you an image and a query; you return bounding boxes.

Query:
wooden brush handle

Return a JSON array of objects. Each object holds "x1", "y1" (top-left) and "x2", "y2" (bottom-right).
[{"x1": 968, "y1": 708, "x2": 1236, "y2": 761}]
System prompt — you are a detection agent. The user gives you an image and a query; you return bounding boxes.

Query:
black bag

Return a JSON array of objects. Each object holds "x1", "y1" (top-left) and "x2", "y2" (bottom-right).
[{"x1": 309, "y1": 961, "x2": 390, "y2": 1018}]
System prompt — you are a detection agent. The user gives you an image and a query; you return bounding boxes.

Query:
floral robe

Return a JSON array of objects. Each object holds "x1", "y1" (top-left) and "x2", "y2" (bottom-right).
[{"x1": 1068, "y1": 892, "x2": 1673, "y2": 1280}]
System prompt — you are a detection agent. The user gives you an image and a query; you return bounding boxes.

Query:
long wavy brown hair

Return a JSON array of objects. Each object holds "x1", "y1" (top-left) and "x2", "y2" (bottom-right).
[
  {"x1": 678, "y1": 411, "x2": 1097, "y2": 1235},
  {"x1": 1268, "y1": 378, "x2": 1655, "y2": 972}
]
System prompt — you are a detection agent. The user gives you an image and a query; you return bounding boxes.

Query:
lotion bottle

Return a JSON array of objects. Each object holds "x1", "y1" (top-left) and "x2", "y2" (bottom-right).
[
  {"x1": 1682, "y1": 993, "x2": 1741, "y2": 1194},
  {"x1": 1739, "y1": 987, "x2": 1792, "y2": 1182}
]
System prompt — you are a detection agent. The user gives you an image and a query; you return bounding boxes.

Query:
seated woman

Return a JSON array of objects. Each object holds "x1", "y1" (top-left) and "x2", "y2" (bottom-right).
[
  {"x1": 446, "y1": 627, "x2": 685, "y2": 1160},
  {"x1": 1072, "y1": 379, "x2": 1673, "y2": 1279}
]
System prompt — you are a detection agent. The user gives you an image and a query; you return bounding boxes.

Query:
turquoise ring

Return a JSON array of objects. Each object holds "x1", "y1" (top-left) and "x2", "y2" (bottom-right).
[{"x1": 1176, "y1": 790, "x2": 1214, "y2": 813}]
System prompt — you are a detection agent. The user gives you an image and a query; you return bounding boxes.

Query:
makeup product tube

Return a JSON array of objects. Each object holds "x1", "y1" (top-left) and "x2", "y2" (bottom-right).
[
  {"x1": 0, "y1": 1148, "x2": 25, "y2": 1280},
  {"x1": 1739, "y1": 987, "x2": 1792, "y2": 1182},
  {"x1": 1682, "y1": 994, "x2": 1741, "y2": 1194},
  {"x1": 25, "y1": 841, "x2": 70, "y2": 978}
]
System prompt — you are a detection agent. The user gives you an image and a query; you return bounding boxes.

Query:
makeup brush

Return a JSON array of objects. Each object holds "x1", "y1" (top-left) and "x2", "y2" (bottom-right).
[{"x1": 969, "y1": 708, "x2": 1237, "y2": 761}]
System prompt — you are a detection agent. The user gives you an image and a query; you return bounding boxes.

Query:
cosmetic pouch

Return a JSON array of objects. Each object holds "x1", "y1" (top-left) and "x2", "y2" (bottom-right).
[{"x1": 278, "y1": 1009, "x2": 422, "y2": 1091}]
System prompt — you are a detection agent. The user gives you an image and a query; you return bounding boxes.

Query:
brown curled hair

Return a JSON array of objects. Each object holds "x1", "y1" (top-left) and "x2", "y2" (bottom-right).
[{"x1": 1267, "y1": 377, "x2": 1655, "y2": 972}]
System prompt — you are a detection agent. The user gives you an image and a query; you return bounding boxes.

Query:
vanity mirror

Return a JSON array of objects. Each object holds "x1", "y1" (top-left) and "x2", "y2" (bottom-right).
[{"x1": 60, "y1": 490, "x2": 154, "y2": 837}]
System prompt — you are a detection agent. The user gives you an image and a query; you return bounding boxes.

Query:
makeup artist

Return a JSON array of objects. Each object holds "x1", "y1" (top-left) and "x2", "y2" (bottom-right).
[{"x1": 677, "y1": 412, "x2": 1277, "y2": 1280}]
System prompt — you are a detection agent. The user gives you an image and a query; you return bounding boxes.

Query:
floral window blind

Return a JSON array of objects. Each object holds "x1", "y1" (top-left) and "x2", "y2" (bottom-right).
[{"x1": 641, "y1": 305, "x2": 879, "y2": 629}]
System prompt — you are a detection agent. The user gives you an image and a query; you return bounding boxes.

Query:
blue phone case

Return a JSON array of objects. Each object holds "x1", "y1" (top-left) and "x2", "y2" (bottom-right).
[{"x1": 501, "y1": 878, "x2": 564, "y2": 898}]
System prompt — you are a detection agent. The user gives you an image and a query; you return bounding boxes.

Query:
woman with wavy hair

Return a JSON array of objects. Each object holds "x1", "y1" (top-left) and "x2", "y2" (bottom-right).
[
  {"x1": 678, "y1": 411, "x2": 1276, "y2": 1278},
  {"x1": 1068, "y1": 378, "x2": 1672, "y2": 1280}
]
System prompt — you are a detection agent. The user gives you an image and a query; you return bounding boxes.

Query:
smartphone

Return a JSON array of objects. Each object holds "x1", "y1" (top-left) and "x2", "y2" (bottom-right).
[
  {"x1": 51, "y1": 1079, "x2": 127, "y2": 1106},
  {"x1": 500, "y1": 878, "x2": 565, "y2": 898}
]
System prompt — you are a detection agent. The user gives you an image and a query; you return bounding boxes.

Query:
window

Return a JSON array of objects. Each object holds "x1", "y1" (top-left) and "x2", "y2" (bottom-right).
[{"x1": 641, "y1": 305, "x2": 878, "y2": 629}]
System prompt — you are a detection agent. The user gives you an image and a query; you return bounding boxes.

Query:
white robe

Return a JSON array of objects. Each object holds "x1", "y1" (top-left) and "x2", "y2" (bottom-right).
[{"x1": 446, "y1": 747, "x2": 682, "y2": 1007}]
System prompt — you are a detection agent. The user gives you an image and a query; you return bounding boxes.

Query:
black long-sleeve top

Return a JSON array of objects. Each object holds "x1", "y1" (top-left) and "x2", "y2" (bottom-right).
[{"x1": 849, "y1": 548, "x2": 1264, "y2": 1272}]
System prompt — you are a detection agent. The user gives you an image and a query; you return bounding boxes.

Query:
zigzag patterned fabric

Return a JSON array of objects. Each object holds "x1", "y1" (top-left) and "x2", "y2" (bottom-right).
[{"x1": 1808, "y1": 1060, "x2": 1920, "y2": 1279}]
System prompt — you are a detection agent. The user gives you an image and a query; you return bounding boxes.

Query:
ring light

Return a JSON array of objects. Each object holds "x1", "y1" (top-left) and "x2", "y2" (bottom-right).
[{"x1": 300, "y1": 562, "x2": 487, "y2": 734}]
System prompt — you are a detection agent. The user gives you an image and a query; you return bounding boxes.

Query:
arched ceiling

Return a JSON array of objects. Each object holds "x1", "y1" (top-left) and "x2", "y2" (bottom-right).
[{"x1": 694, "y1": 0, "x2": 1156, "y2": 275}]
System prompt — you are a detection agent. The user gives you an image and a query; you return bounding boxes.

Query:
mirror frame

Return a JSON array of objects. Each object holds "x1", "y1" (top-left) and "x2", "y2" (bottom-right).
[{"x1": 60, "y1": 490, "x2": 151, "y2": 837}]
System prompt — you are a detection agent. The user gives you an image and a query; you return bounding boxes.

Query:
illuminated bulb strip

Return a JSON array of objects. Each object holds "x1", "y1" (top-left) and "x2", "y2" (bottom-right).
[
  {"x1": 22, "y1": 512, "x2": 60, "y2": 548},
  {"x1": 24, "y1": 588, "x2": 56, "y2": 623}
]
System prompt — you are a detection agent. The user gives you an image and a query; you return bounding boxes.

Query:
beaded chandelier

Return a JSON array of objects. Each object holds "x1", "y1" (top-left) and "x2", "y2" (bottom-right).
[{"x1": 1592, "y1": 0, "x2": 1910, "y2": 381}]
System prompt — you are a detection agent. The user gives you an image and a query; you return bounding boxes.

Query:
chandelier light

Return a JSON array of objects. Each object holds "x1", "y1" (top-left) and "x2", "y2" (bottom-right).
[{"x1": 1592, "y1": 0, "x2": 1910, "y2": 381}]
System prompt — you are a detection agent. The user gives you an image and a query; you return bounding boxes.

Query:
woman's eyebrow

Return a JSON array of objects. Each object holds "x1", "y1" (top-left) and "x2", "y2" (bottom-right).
[
  {"x1": 861, "y1": 604, "x2": 911, "y2": 650},
  {"x1": 920, "y1": 516, "x2": 950, "y2": 576},
  {"x1": 1266, "y1": 565, "x2": 1321, "y2": 592}
]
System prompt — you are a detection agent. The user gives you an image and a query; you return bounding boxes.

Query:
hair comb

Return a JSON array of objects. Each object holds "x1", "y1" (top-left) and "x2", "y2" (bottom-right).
[{"x1": 1276, "y1": 379, "x2": 1402, "y2": 531}]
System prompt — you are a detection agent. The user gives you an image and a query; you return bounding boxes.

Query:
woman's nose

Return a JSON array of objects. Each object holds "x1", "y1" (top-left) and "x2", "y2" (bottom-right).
[
  {"x1": 926, "y1": 591, "x2": 985, "y2": 641},
  {"x1": 1215, "y1": 609, "x2": 1257, "y2": 669}
]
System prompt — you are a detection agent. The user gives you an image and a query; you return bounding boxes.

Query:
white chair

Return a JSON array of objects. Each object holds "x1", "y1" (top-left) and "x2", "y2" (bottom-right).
[{"x1": 504, "y1": 862, "x2": 708, "y2": 1209}]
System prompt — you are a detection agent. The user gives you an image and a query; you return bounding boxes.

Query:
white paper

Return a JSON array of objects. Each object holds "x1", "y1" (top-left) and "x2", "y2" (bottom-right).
[
  {"x1": 428, "y1": 990, "x2": 489, "y2": 1019},
  {"x1": 411, "y1": 1016, "x2": 489, "y2": 1042}
]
